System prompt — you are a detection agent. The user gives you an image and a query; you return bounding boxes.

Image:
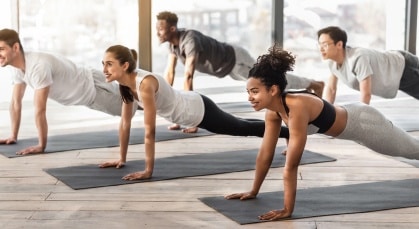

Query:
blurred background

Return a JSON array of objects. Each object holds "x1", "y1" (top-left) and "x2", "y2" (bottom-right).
[{"x1": 0, "y1": 0, "x2": 412, "y2": 103}]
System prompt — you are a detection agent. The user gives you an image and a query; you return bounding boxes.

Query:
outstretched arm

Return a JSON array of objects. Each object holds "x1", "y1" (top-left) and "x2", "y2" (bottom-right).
[
  {"x1": 183, "y1": 55, "x2": 197, "y2": 91},
  {"x1": 99, "y1": 101, "x2": 134, "y2": 168},
  {"x1": 258, "y1": 100, "x2": 309, "y2": 221},
  {"x1": 0, "y1": 83, "x2": 26, "y2": 145},
  {"x1": 359, "y1": 76, "x2": 372, "y2": 104},
  {"x1": 16, "y1": 86, "x2": 49, "y2": 155},
  {"x1": 164, "y1": 53, "x2": 177, "y2": 86},
  {"x1": 225, "y1": 111, "x2": 281, "y2": 199},
  {"x1": 121, "y1": 75, "x2": 158, "y2": 181},
  {"x1": 324, "y1": 74, "x2": 338, "y2": 104}
]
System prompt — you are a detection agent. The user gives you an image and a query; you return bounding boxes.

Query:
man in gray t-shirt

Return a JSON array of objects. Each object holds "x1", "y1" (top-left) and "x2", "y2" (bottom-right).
[{"x1": 317, "y1": 26, "x2": 419, "y2": 104}]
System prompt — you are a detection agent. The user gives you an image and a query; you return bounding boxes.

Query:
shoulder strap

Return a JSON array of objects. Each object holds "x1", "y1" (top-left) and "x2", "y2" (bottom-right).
[
  {"x1": 280, "y1": 89, "x2": 319, "y2": 115},
  {"x1": 281, "y1": 92, "x2": 289, "y2": 115}
]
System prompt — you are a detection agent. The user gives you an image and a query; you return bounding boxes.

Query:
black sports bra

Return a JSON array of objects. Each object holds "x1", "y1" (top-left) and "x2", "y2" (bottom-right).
[{"x1": 276, "y1": 90, "x2": 336, "y2": 133}]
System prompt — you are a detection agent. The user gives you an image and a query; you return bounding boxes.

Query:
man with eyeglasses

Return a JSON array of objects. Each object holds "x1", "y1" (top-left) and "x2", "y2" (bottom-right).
[{"x1": 317, "y1": 26, "x2": 419, "y2": 104}]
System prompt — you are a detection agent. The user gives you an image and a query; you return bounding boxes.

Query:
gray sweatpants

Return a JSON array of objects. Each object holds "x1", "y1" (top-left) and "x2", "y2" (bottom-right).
[
  {"x1": 336, "y1": 103, "x2": 419, "y2": 159},
  {"x1": 229, "y1": 45, "x2": 313, "y2": 89},
  {"x1": 285, "y1": 73, "x2": 312, "y2": 89},
  {"x1": 229, "y1": 45, "x2": 255, "y2": 81},
  {"x1": 87, "y1": 69, "x2": 137, "y2": 117}
]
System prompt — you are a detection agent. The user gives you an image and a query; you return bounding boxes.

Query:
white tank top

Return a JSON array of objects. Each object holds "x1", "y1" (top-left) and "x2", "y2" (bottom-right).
[{"x1": 135, "y1": 69, "x2": 205, "y2": 127}]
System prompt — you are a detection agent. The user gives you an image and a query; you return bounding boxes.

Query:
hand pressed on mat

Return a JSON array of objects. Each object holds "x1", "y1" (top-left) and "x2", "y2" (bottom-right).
[{"x1": 99, "y1": 160, "x2": 126, "y2": 169}]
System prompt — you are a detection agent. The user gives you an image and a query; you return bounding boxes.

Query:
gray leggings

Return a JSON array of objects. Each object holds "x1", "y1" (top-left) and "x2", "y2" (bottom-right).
[
  {"x1": 87, "y1": 69, "x2": 137, "y2": 117},
  {"x1": 87, "y1": 69, "x2": 123, "y2": 116},
  {"x1": 336, "y1": 103, "x2": 419, "y2": 159},
  {"x1": 230, "y1": 45, "x2": 255, "y2": 81}
]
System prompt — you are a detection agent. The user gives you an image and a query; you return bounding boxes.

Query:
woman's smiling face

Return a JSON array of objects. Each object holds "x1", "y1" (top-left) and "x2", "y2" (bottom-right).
[
  {"x1": 246, "y1": 77, "x2": 274, "y2": 111},
  {"x1": 102, "y1": 52, "x2": 125, "y2": 83}
]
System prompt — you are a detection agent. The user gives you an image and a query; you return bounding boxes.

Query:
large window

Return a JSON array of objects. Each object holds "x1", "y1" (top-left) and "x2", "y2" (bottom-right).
[
  {"x1": 18, "y1": 0, "x2": 138, "y2": 69},
  {"x1": 0, "y1": 0, "x2": 138, "y2": 103},
  {"x1": 0, "y1": 0, "x2": 412, "y2": 103}
]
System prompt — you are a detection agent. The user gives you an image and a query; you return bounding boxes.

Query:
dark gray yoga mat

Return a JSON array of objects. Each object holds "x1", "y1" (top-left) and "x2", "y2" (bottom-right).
[
  {"x1": 0, "y1": 125, "x2": 213, "y2": 158},
  {"x1": 331, "y1": 94, "x2": 419, "y2": 132},
  {"x1": 390, "y1": 119, "x2": 419, "y2": 132},
  {"x1": 372, "y1": 97, "x2": 419, "y2": 132},
  {"x1": 196, "y1": 86, "x2": 252, "y2": 113},
  {"x1": 396, "y1": 157, "x2": 419, "y2": 168},
  {"x1": 196, "y1": 86, "x2": 244, "y2": 95},
  {"x1": 217, "y1": 102, "x2": 253, "y2": 113},
  {"x1": 43, "y1": 147, "x2": 335, "y2": 190},
  {"x1": 200, "y1": 179, "x2": 419, "y2": 225}
]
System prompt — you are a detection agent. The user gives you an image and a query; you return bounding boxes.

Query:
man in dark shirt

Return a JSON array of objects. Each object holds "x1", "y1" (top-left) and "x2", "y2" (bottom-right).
[
  {"x1": 156, "y1": 11, "x2": 324, "y2": 92},
  {"x1": 156, "y1": 11, "x2": 324, "y2": 132}
]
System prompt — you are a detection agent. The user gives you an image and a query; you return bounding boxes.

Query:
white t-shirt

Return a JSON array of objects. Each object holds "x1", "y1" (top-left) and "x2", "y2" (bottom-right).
[
  {"x1": 135, "y1": 69, "x2": 205, "y2": 127},
  {"x1": 12, "y1": 52, "x2": 96, "y2": 105},
  {"x1": 328, "y1": 47, "x2": 405, "y2": 98}
]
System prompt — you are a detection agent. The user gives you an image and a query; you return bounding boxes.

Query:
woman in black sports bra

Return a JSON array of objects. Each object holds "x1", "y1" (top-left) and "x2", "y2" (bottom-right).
[{"x1": 225, "y1": 43, "x2": 419, "y2": 221}]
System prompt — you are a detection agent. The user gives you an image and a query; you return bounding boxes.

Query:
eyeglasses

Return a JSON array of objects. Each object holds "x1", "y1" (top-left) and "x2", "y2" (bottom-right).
[{"x1": 317, "y1": 42, "x2": 335, "y2": 49}]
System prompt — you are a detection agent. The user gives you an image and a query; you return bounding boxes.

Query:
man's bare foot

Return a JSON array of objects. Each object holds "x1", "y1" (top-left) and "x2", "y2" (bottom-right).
[
  {"x1": 182, "y1": 127, "x2": 198, "y2": 133},
  {"x1": 168, "y1": 124, "x2": 181, "y2": 130},
  {"x1": 281, "y1": 138, "x2": 289, "y2": 155},
  {"x1": 307, "y1": 81, "x2": 325, "y2": 98},
  {"x1": 16, "y1": 145, "x2": 44, "y2": 155},
  {"x1": 281, "y1": 149, "x2": 287, "y2": 155}
]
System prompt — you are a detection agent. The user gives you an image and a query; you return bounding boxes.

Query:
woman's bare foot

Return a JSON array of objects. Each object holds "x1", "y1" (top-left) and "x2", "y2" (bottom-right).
[
  {"x1": 168, "y1": 124, "x2": 181, "y2": 130},
  {"x1": 182, "y1": 127, "x2": 198, "y2": 133}
]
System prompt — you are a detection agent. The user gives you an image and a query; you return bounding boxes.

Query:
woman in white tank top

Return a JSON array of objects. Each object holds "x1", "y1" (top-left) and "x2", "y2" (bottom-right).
[{"x1": 98, "y1": 45, "x2": 290, "y2": 181}]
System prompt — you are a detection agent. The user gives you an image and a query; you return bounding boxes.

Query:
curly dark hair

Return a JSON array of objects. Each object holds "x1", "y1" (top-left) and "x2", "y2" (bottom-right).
[{"x1": 248, "y1": 43, "x2": 295, "y2": 92}]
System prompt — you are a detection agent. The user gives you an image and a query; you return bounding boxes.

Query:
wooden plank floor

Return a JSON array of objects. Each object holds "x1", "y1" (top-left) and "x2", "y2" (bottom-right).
[{"x1": 0, "y1": 85, "x2": 419, "y2": 229}]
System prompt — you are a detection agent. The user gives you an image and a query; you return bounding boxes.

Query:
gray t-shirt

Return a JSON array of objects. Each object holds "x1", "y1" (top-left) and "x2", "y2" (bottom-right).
[
  {"x1": 328, "y1": 46, "x2": 405, "y2": 98},
  {"x1": 169, "y1": 29, "x2": 235, "y2": 77}
]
